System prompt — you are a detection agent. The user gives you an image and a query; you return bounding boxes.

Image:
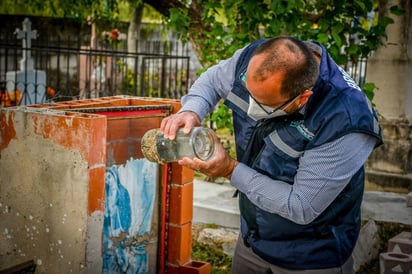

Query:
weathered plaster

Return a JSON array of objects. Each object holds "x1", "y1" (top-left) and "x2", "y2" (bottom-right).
[{"x1": 0, "y1": 110, "x2": 91, "y2": 273}]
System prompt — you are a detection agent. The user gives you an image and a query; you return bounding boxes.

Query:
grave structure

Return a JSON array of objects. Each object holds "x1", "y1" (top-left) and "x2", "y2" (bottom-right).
[
  {"x1": 6, "y1": 18, "x2": 46, "y2": 105},
  {"x1": 0, "y1": 96, "x2": 210, "y2": 274}
]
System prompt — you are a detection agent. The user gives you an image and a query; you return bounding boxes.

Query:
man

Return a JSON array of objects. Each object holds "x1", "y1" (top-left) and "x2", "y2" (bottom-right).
[{"x1": 161, "y1": 36, "x2": 382, "y2": 273}]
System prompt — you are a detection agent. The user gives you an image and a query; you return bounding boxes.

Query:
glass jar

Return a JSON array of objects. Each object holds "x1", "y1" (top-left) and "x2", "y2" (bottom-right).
[{"x1": 141, "y1": 127, "x2": 217, "y2": 164}]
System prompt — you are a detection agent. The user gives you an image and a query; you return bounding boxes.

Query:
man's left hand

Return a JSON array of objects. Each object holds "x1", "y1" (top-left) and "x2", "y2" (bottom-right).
[{"x1": 178, "y1": 140, "x2": 238, "y2": 179}]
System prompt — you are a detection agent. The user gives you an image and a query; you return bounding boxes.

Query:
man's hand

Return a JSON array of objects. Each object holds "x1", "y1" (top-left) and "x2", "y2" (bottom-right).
[
  {"x1": 160, "y1": 111, "x2": 201, "y2": 140},
  {"x1": 178, "y1": 139, "x2": 239, "y2": 180}
]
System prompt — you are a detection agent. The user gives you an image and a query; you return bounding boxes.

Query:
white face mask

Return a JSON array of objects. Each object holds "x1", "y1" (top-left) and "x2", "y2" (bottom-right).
[{"x1": 247, "y1": 97, "x2": 288, "y2": 120}]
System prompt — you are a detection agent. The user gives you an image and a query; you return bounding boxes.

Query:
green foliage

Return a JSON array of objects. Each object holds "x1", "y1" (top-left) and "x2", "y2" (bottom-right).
[
  {"x1": 192, "y1": 240, "x2": 232, "y2": 274},
  {"x1": 210, "y1": 0, "x2": 397, "y2": 65},
  {"x1": 390, "y1": 5, "x2": 406, "y2": 16},
  {"x1": 160, "y1": 0, "x2": 403, "y2": 133},
  {"x1": 124, "y1": 66, "x2": 136, "y2": 94},
  {"x1": 161, "y1": 0, "x2": 403, "y2": 78},
  {"x1": 361, "y1": 82, "x2": 376, "y2": 101},
  {"x1": 168, "y1": 8, "x2": 191, "y2": 40},
  {"x1": 0, "y1": 0, "x2": 149, "y2": 26},
  {"x1": 210, "y1": 104, "x2": 234, "y2": 135}
]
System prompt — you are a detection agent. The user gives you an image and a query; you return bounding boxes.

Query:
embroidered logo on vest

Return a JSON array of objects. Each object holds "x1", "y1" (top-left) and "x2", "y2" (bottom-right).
[
  {"x1": 337, "y1": 66, "x2": 362, "y2": 92},
  {"x1": 290, "y1": 120, "x2": 314, "y2": 141}
]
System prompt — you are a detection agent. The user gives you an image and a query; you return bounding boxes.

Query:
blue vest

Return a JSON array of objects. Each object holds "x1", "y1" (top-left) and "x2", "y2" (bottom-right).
[{"x1": 224, "y1": 39, "x2": 383, "y2": 269}]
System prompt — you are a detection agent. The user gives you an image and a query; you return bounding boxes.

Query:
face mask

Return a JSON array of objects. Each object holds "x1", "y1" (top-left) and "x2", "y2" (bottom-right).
[{"x1": 247, "y1": 97, "x2": 288, "y2": 120}]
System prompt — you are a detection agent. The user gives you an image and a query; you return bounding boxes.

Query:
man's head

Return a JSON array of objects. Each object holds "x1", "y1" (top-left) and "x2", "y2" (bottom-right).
[{"x1": 244, "y1": 36, "x2": 319, "y2": 114}]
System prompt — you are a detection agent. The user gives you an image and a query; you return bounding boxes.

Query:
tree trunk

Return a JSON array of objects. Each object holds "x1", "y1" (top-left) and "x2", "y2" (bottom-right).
[
  {"x1": 127, "y1": 4, "x2": 144, "y2": 68},
  {"x1": 144, "y1": 0, "x2": 210, "y2": 66}
]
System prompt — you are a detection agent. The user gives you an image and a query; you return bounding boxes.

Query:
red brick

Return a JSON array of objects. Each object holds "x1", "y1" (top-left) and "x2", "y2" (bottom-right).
[
  {"x1": 380, "y1": 252, "x2": 412, "y2": 273},
  {"x1": 167, "y1": 223, "x2": 192, "y2": 266},
  {"x1": 129, "y1": 116, "x2": 163, "y2": 139},
  {"x1": 166, "y1": 265, "x2": 180, "y2": 274},
  {"x1": 171, "y1": 164, "x2": 194, "y2": 185},
  {"x1": 388, "y1": 232, "x2": 412, "y2": 254},
  {"x1": 168, "y1": 182, "x2": 193, "y2": 225},
  {"x1": 107, "y1": 119, "x2": 130, "y2": 141},
  {"x1": 180, "y1": 261, "x2": 211, "y2": 274}
]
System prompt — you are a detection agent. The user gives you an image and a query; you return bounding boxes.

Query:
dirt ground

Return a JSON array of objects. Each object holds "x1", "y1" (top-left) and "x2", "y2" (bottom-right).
[{"x1": 191, "y1": 222, "x2": 409, "y2": 274}]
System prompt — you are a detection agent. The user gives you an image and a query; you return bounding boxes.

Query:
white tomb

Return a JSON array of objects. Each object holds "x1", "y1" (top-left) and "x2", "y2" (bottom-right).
[{"x1": 6, "y1": 18, "x2": 46, "y2": 105}]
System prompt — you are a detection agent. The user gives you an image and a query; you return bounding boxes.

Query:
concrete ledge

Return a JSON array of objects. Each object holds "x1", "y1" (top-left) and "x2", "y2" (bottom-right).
[
  {"x1": 193, "y1": 179, "x2": 240, "y2": 228},
  {"x1": 366, "y1": 169, "x2": 412, "y2": 193},
  {"x1": 362, "y1": 191, "x2": 412, "y2": 225},
  {"x1": 193, "y1": 202, "x2": 240, "y2": 228}
]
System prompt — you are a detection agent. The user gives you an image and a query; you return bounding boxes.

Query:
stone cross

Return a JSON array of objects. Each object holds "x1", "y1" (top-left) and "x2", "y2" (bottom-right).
[
  {"x1": 6, "y1": 17, "x2": 46, "y2": 105},
  {"x1": 15, "y1": 18, "x2": 37, "y2": 71}
]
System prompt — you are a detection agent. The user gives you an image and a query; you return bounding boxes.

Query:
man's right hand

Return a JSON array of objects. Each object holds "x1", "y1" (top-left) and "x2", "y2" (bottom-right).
[{"x1": 160, "y1": 111, "x2": 201, "y2": 140}]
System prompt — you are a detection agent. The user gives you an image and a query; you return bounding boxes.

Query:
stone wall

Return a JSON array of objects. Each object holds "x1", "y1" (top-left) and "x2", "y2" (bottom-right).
[
  {"x1": 365, "y1": 0, "x2": 412, "y2": 193},
  {"x1": 365, "y1": 118, "x2": 412, "y2": 193}
]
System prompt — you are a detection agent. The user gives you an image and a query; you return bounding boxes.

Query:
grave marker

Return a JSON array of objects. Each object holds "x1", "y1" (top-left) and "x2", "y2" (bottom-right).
[{"x1": 6, "y1": 18, "x2": 46, "y2": 105}]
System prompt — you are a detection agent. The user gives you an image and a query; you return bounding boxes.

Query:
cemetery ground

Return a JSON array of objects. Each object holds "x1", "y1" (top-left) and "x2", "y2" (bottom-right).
[{"x1": 191, "y1": 208, "x2": 408, "y2": 274}]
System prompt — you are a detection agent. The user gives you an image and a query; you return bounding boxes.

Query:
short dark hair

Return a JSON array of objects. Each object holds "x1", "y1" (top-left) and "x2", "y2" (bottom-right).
[{"x1": 251, "y1": 36, "x2": 319, "y2": 98}]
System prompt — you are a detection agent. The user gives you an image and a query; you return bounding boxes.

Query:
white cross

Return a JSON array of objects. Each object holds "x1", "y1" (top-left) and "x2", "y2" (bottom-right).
[{"x1": 15, "y1": 18, "x2": 37, "y2": 71}]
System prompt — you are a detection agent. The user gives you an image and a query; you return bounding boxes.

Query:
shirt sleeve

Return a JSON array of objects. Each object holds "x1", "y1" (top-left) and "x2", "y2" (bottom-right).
[
  {"x1": 178, "y1": 46, "x2": 246, "y2": 121},
  {"x1": 230, "y1": 132, "x2": 378, "y2": 225}
]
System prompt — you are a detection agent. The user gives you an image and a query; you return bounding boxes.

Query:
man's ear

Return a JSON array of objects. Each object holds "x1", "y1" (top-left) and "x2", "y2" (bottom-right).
[{"x1": 299, "y1": 89, "x2": 313, "y2": 106}]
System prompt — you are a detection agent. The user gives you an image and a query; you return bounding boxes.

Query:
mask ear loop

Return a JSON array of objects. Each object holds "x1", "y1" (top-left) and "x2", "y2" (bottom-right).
[{"x1": 296, "y1": 88, "x2": 313, "y2": 110}]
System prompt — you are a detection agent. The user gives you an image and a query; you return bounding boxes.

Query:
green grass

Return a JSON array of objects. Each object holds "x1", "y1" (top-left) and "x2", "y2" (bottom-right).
[{"x1": 192, "y1": 240, "x2": 232, "y2": 274}]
